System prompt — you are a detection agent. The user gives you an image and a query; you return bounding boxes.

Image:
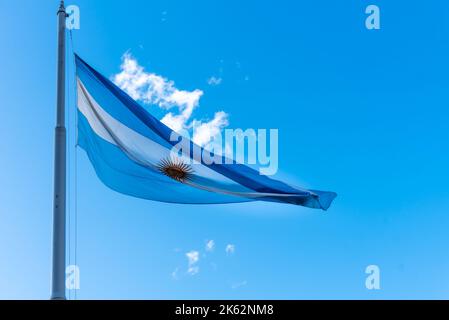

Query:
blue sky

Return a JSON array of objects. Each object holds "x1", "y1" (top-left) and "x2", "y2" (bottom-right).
[{"x1": 1, "y1": 0, "x2": 449, "y2": 299}]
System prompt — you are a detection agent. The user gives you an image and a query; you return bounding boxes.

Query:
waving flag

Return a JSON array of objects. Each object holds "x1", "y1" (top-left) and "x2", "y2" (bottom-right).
[{"x1": 75, "y1": 54, "x2": 336, "y2": 210}]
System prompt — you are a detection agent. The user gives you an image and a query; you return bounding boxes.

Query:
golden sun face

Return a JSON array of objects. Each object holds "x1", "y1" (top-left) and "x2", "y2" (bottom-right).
[{"x1": 156, "y1": 158, "x2": 193, "y2": 183}]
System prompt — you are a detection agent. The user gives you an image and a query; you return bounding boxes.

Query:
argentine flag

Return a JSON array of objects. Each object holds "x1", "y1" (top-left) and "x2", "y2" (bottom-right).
[{"x1": 75, "y1": 54, "x2": 336, "y2": 210}]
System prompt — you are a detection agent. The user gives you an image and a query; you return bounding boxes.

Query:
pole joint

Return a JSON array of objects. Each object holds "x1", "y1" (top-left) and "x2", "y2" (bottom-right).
[{"x1": 57, "y1": 1, "x2": 66, "y2": 15}]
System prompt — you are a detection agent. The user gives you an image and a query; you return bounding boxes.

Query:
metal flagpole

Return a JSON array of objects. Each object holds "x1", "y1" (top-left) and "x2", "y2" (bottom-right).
[{"x1": 51, "y1": 0, "x2": 67, "y2": 300}]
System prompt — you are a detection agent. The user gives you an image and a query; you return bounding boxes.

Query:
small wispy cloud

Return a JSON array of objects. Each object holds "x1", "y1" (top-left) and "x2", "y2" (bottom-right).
[
  {"x1": 205, "y1": 240, "x2": 215, "y2": 252},
  {"x1": 171, "y1": 267, "x2": 179, "y2": 280},
  {"x1": 188, "y1": 266, "x2": 199, "y2": 275},
  {"x1": 207, "y1": 76, "x2": 222, "y2": 86},
  {"x1": 186, "y1": 250, "x2": 200, "y2": 275},
  {"x1": 225, "y1": 244, "x2": 235, "y2": 255},
  {"x1": 173, "y1": 242, "x2": 239, "y2": 281},
  {"x1": 231, "y1": 280, "x2": 247, "y2": 289}
]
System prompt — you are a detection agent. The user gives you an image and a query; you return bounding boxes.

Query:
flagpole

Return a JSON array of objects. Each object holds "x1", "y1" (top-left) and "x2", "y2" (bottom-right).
[{"x1": 51, "y1": 0, "x2": 67, "y2": 300}]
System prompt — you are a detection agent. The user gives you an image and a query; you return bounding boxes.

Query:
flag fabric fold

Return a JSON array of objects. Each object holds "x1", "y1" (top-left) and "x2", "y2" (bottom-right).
[{"x1": 75, "y1": 54, "x2": 337, "y2": 210}]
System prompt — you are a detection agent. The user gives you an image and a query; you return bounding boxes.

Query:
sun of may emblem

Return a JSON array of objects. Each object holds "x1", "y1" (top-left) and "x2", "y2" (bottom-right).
[{"x1": 157, "y1": 158, "x2": 194, "y2": 183}]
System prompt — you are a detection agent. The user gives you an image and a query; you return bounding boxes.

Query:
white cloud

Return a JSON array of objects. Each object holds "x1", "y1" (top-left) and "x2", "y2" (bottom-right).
[
  {"x1": 161, "y1": 11, "x2": 167, "y2": 22},
  {"x1": 231, "y1": 280, "x2": 247, "y2": 289},
  {"x1": 188, "y1": 266, "x2": 199, "y2": 275},
  {"x1": 186, "y1": 250, "x2": 200, "y2": 275},
  {"x1": 225, "y1": 244, "x2": 235, "y2": 255},
  {"x1": 193, "y1": 111, "x2": 229, "y2": 147},
  {"x1": 113, "y1": 53, "x2": 203, "y2": 130},
  {"x1": 205, "y1": 240, "x2": 215, "y2": 252},
  {"x1": 171, "y1": 268, "x2": 179, "y2": 280},
  {"x1": 186, "y1": 250, "x2": 199, "y2": 264},
  {"x1": 173, "y1": 242, "x2": 239, "y2": 279},
  {"x1": 113, "y1": 53, "x2": 230, "y2": 144},
  {"x1": 207, "y1": 76, "x2": 222, "y2": 86},
  {"x1": 161, "y1": 112, "x2": 189, "y2": 133}
]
